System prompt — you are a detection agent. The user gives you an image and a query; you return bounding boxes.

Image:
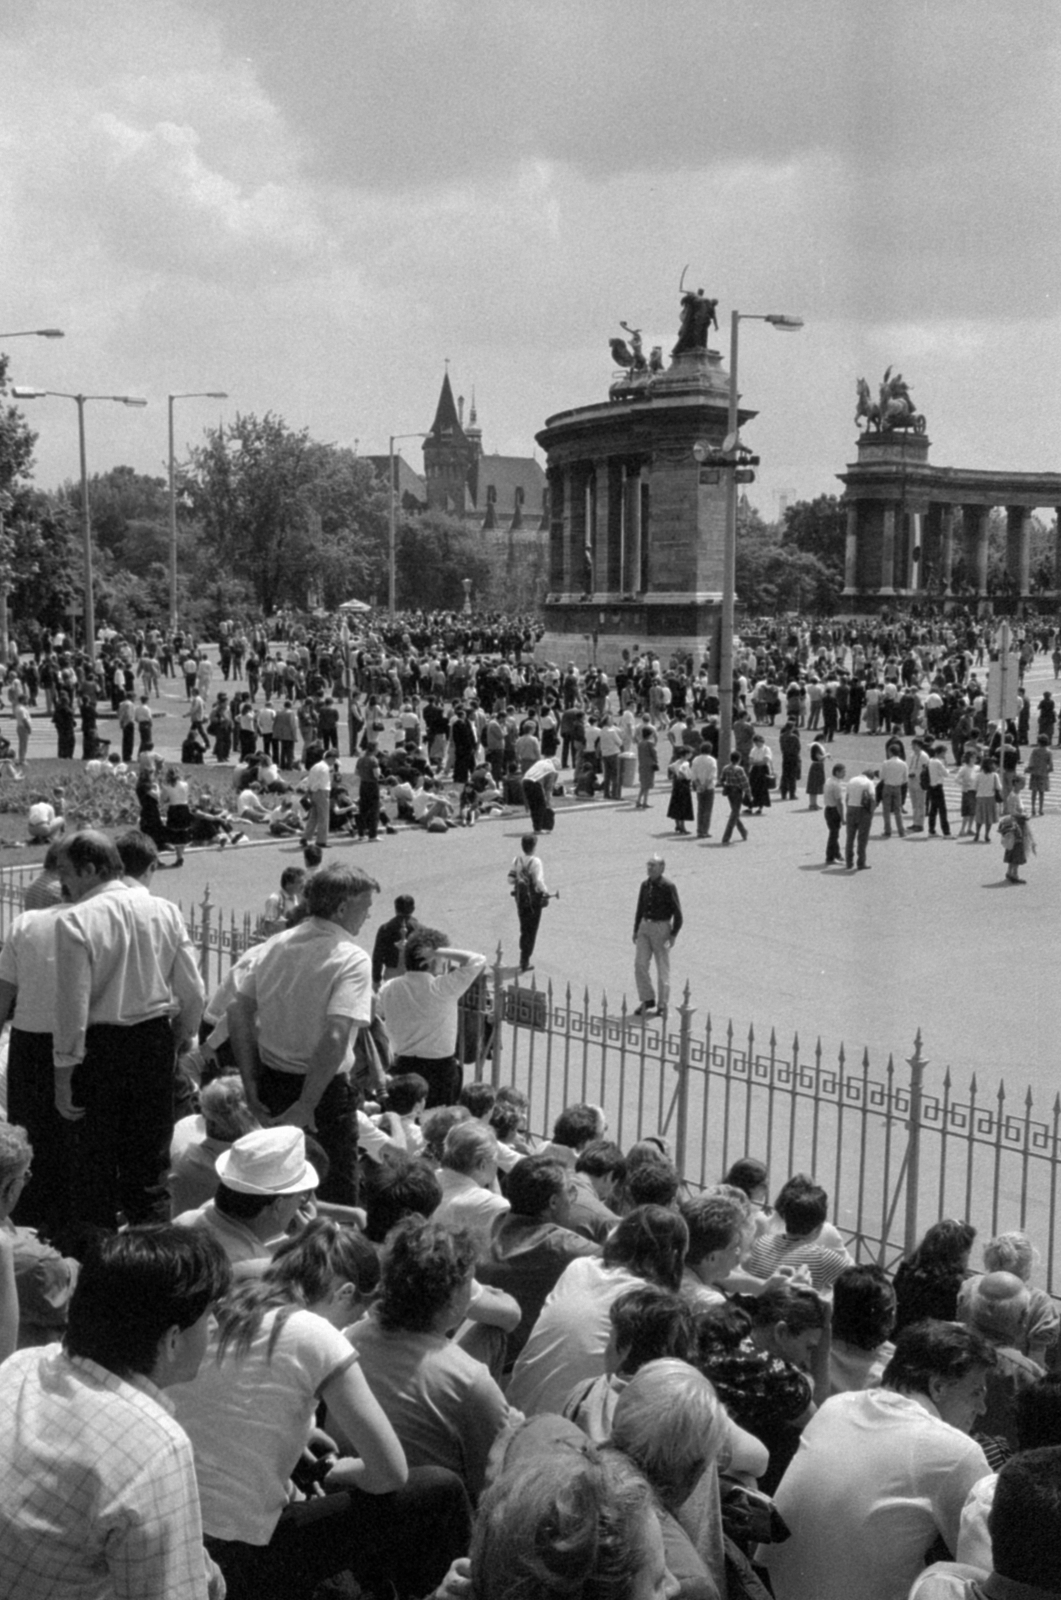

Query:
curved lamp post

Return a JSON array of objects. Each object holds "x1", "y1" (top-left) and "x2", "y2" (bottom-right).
[
  {"x1": 718, "y1": 311, "x2": 803, "y2": 763},
  {"x1": 13, "y1": 387, "x2": 148, "y2": 666},
  {"x1": 169, "y1": 391, "x2": 228, "y2": 632}
]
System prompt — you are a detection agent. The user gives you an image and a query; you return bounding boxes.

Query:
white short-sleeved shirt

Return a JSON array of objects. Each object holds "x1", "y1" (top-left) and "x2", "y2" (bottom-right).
[
  {"x1": 0, "y1": 905, "x2": 66, "y2": 1033},
  {"x1": 377, "y1": 959, "x2": 486, "y2": 1060},
  {"x1": 506, "y1": 1256, "x2": 643, "y2": 1417},
  {"x1": 171, "y1": 1307, "x2": 358, "y2": 1545},
  {"x1": 238, "y1": 918, "x2": 372, "y2": 1076}
]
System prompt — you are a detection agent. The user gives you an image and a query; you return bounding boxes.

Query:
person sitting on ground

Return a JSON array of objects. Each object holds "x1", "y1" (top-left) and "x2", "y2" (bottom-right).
[
  {"x1": 261, "y1": 865, "x2": 307, "y2": 937},
  {"x1": 420, "y1": 1104, "x2": 472, "y2": 1168},
  {"x1": 487, "y1": 1099, "x2": 525, "y2": 1177},
  {"x1": 379, "y1": 1073, "x2": 428, "y2": 1154},
  {"x1": 744, "y1": 1175, "x2": 852, "y2": 1292},
  {"x1": 954, "y1": 1370, "x2": 1061, "y2": 1571},
  {"x1": 894, "y1": 1218, "x2": 977, "y2": 1334},
  {"x1": 572, "y1": 1138, "x2": 627, "y2": 1243},
  {"x1": 958, "y1": 1269, "x2": 1045, "y2": 1465},
  {"x1": 27, "y1": 789, "x2": 64, "y2": 844},
  {"x1": 622, "y1": 1145, "x2": 682, "y2": 1213},
  {"x1": 0, "y1": 1224, "x2": 230, "y2": 1599},
  {"x1": 267, "y1": 793, "x2": 303, "y2": 837},
  {"x1": 680, "y1": 1193, "x2": 749, "y2": 1309},
  {"x1": 172, "y1": 1216, "x2": 469, "y2": 1600},
  {"x1": 168, "y1": 1075, "x2": 260, "y2": 1218},
  {"x1": 460, "y1": 1080, "x2": 498, "y2": 1121},
  {"x1": 236, "y1": 782, "x2": 276, "y2": 823},
  {"x1": 361, "y1": 1150, "x2": 442, "y2": 1244},
  {"x1": 913, "y1": 1445, "x2": 1061, "y2": 1600},
  {"x1": 827, "y1": 1261, "x2": 896, "y2": 1394},
  {"x1": 722, "y1": 1156, "x2": 773, "y2": 1245},
  {"x1": 477, "y1": 1154, "x2": 601, "y2": 1371},
  {"x1": 0, "y1": 1121, "x2": 79, "y2": 1346},
  {"x1": 957, "y1": 1228, "x2": 1059, "y2": 1365},
  {"x1": 173, "y1": 1125, "x2": 320, "y2": 1272},
  {"x1": 21, "y1": 837, "x2": 64, "y2": 909},
  {"x1": 508, "y1": 1204, "x2": 689, "y2": 1417},
  {"x1": 344, "y1": 1216, "x2": 521, "y2": 1502},
  {"x1": 433, "y1": 1120, "x2": 512, "y2": 1250}
]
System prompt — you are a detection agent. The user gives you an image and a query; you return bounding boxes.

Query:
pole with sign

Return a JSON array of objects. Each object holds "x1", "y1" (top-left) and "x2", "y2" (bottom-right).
[{"x1": 987, "y1": 621, "x2": 1020, "y2": 728}]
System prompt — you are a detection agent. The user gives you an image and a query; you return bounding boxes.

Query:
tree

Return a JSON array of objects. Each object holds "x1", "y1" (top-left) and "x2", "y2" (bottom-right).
[
  {"x1": 84, "y1": 465, "x2": 169, "y2": 576},
  {"x1": 781, "y1": 496, "x2": 847, "y2": 569},
  {"x1": 393, "y1": 511, "x2": 493, "y2": 611},
  {"x1": 185, "y1": 414, "x2": 387, "y2": 614}
]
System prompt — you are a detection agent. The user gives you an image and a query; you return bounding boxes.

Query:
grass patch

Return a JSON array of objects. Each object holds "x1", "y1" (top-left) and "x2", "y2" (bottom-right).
[{"x1": 0, "y1": 759, "x2": 240, "y2": 849}]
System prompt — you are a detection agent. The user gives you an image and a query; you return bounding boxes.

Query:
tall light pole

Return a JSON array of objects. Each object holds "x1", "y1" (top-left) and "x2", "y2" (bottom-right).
[
  {"x1": 718, "y1": 310, "x2": 802, "y2": 763},
  {"x1": 13, "y1": 387, "x2": 148, "y2": 667},
  {"x1": 0, "y1": 329, "x2": 65, "y2": 663},
  {"x1": 388, "y1": 432, "x2": 427, "y2": 615},
  {"x1": 169, "y1": 391, "x2": 227, "y2": 633}
]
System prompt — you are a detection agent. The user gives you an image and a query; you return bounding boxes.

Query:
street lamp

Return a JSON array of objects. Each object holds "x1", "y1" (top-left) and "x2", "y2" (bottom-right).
[
  {"x1": 0, "y1": 329, "x2": 64, "y2": 340},
  {"x1": 388, "y1": 432, "x2": 427, "y2": 616},
  {"x1": 13, "y1": 387, "x2": 148, "y2": 666},
  {"x1": 169, "y1": 391, "x2": 228, "y2": 633},
  {"x1": 718, "y1": 310, "x2": 803, "y2": 763}
]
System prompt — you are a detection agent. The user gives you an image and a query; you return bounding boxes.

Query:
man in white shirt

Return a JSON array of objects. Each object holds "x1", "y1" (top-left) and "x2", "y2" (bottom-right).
[
  {"x1": 433, "y1": 1120, "x2": 510, "y2": 1249},
  {"x1": 299, "y1": 742, "x2": 332, "y2": 847},
  {"x1": 377, "y1": 928, "x2": 487, "y2": 1108},
  {"x1": 844, "y1": 768, "x2": 878, "y2": 870},
  {"x1": 690, "y1": 747, "x2": 718, "y2": 838},
  {"x1": 879, "y1": 746, "x2": 909, "y2": 838},
  {"x1": 228, "y1": 863, "x2": 378, "y2": 1206},
  {"x1": 53, "y1": 831, "x2": 205, "y2": 1229},
  {"x1": 597, "y1": 717, "x2": 623, "y2": 799}
]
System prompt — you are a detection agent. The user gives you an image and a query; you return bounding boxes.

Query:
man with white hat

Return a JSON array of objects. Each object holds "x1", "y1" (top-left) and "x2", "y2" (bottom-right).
[{"x1": 174, "y1": 1125, "x2": 318, "y2": 1268}]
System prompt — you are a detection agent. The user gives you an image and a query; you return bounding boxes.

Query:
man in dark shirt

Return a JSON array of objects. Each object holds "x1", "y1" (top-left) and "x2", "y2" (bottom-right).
[
  {"x1": 371, "y1": 894, "x2": 420, "y2": 985},
  {"x1": 632, "y1": 854, "x2": 683, "y2": 1017}
]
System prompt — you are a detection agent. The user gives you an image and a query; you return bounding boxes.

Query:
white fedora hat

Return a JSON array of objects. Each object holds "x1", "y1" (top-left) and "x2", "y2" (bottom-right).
[{"x1": 215, "y1": 1126, "x2": 319, "y2": 1196}]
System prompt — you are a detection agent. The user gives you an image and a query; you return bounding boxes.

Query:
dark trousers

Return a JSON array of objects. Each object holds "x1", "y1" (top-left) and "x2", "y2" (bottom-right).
[
  {"x1": 927, "y1": 785, "x2": 951, "y2": 835},
  {"x1": 71, "y1": 1017, "x2": 176, "y2": 1228},
  {"x1": 121, "y1": 724, "x2": 135, "y2": 762},
  {"x1": 7, "y1": 1029, "x2": 75, "y2": 1242},
  {"x1": 278, "y1": 739, "x2": 295, "y2": 770},
  {"x1": 721, "y1": 793, "x2": 748, "y2": 842},
  {"x1": 523, "y1": 777, "x2": 547, "y2": 831},
  {"x1": 394, "y1": 1052, "x2": 462, "y2": 1109},
  {"x1": 695, "y1": 788, "x2": 715, "y2": 837},
  {"x1": 824, "y1": 804, "x2": 843, "y2": 863},
  {"x1": 517, "y1": 901, "x2": 543, "y2": 969},
  {"x1": 205, "y1": 1466, "x2": 471, "y2": 1600},
  {"x1": 257, "y1": 1062, "x2": 359, "y2": 1205},
  {"x1": 845, "y1": 806, "x2": 874, "y2": 867},
  {"x1": 601, "y1": 753, "x2": 621, "y2": 799}
]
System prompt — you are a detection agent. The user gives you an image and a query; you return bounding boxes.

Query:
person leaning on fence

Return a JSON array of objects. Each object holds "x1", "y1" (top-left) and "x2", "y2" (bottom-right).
[
  {"x1": 376, "y1": 928, "x2": 487, "y2": 1110},
  {"x1": 227, "y1": 864, "x2": 380, "y2": 1207}
]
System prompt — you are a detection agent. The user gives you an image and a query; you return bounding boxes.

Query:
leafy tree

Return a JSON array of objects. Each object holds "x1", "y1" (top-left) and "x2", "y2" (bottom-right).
[
  {"x1": 393, "y1": 511, "x2": 493, "y2": 611},
  {"x1": 84, "y1": 465, "x2": 169, "y2": 576},
  {"x1": 185, "y1": 414, "x2": 387, "y2": 614},
  {"x1": 781, "y1": 495, "x2": 846, "y2": 570}
]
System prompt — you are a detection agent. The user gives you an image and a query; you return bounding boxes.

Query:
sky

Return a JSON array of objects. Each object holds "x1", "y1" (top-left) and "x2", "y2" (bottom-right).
[{"x1": 3, "y1": 0, "x2": 1060, "y2": 519}]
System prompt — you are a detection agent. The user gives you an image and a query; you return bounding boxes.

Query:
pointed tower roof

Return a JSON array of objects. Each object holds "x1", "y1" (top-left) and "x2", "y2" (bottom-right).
[{"x1": 426, "y1": 372, "x2": 468, "y2": 446}]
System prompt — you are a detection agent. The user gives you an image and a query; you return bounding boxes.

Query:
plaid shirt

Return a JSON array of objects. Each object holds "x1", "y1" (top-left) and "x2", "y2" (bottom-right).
[{"x1": 0, "y1": 1345, "x2": 212, "y2": 1599}]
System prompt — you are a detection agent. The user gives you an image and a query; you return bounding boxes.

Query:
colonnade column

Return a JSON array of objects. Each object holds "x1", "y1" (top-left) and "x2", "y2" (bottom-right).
[
  {"x1": 968, "y1": 506, "x2": 990, "y2": 595},
  {"x1": 548, "y1": 468, "x2": 566, "y2": 592},
  {"x1": 879, "y1": 505, "x2": 896, "y2": 594},
  {"x1": 593, "y1": 459, "x2": 613, "y2": 594},
  {"x1": 940, "y1": 504, "x2": 955, "y2": 594},
  {"x1": 624, "y1": 465, "x2": 642, "y2": 593},
  {"x1": 908, "y1": 511, "x2": 923, "y2": 591},
  {"x1": 843, "y1": 503, "x2": 858, "y2": 594},
  {"x1": 1006, "y1": 505, "x2": 1031, "y2": 595}
]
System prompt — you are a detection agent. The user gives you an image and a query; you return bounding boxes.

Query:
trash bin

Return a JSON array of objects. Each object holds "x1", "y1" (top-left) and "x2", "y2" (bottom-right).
[{"x1": 620, "y1": 750, "x2": 637, "y2": 789}]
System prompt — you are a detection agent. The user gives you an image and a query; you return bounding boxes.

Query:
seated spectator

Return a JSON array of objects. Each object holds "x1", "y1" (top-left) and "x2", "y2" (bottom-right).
[
  {"x1": 893, "y1": 1218, "x2": 977, "y2": 1334},
  {"x1": 572, "y1": 1138, "x2": 627, "y2": 1244},
  {"x1": 172, "y1": 1216, "x2": 469, "y2": 1600},
  {"x1": 541, "y1": 1101, "x2": 609, "y2": 1170},
  {"x1": 361, "y1": 1151, "x2": 442, "y2": 1244},
  {"x1": 344, "y1": 1217, "x2": 519, "y2": 1501},
  {"x1": 0, "y1": 1225, "x2": 230, "y2": 1598},
  {"x1": 957, "y1": 1229, "x2": 1059, "y2": 1364},
  {"x1": 27, "y1": 790, "x2": 64, "y2": 843},
  {"x1": 488, "y1": 1099, "x2": 524, "y2": 1175},
  {"x1": 680, "y1": 1193, "x2": 748, "y2": 1308},
  {"x1": 260, "y1": 865, "x2": 306, "y2": 935},
  {"x1": 477, "y1": 1155, "x2": 601, "y2": 1369},
  {"x1": 0, "y1": 1122, "x2": 79, "y2": 1345},
  {"x1": 744, "y1": 1175, "x2": 852, "y2": 1292},
  {"x1": 623, "y1": 1146, "x2": 681, "y2": 1212},
  {"x1": 173, "y1": 1125, "x2": 319, "y2": 1270},
  {"x1": 761, "y1": 1320, "x2": 994, "y2": 1600},
  {"x1": 237, "y1": 783, "x2": 275, "y2": 823},
  {"x1": 381, "y1": 1073, "x2": 428, "y2": 1154},
  {"x1": 913, "y1": 1445, "x2": 1061, "y2": 1600},
  {"x1": 433, "y1": 1121, "x2": 511, "y2": 1249},
  {"x1": 168, "y1": 1074, "x2": 259, "y2": 1217},
  {"x1": 956, "y1": 1370, "x2": 1061, "y2": 1570},
  {"x1": 470, "y1": 1425, "x2": 676, "y2": 1600},
  {"x1": 563, "y1": 1284, "x2": 695, "y2": 1438},
  {"x1": 721, "y1": 1156, "x2": 772, "y2": 1245},
  {"x1": 696, "y1": 1282, "x2": 828, "y2": 1494},
  {"x1": 828, "y1": 1261, "x2": 896, "y2": 1395},
  {"x1": 421, "y1": 1104, "x2": 472, "y2": 1167},
  {"x1": 460, "y1": 1081, "x2": 498, "y2": 1120},
  {"x1": 959, "y1": 1270, "x2": 1045, "y2": 1464},
  {"x1": 751, "y1": 1170, "x2": 847, "y2": 1255},
  {"x1": 508, "y1": 1205, "x2": 688, "y2": 1417},
  {"x1": 266, "y1": 794, "x2": 303, "y2": 836},
  {"x1": 22, "y1": 838, "x2": 64, "y2": 909}
]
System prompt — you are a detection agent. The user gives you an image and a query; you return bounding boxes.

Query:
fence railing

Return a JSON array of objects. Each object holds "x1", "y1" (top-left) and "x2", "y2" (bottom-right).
[{"x1": 2, "y1": 865, "x2": 1057, "y2": 1294}]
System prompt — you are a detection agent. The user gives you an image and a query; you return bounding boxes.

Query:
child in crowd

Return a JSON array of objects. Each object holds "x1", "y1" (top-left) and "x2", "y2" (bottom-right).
[{"x1": 956, "y1": 747, "x2": 979, "y2": 836}]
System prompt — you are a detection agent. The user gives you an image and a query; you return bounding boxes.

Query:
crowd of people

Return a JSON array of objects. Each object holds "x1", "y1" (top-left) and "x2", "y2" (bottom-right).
[{"x1": 0, "y1": 826, "x2": 1058, "y2": 1599}]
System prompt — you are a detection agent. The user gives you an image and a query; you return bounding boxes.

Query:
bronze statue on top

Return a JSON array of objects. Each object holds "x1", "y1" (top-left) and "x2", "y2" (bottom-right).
[
  {"x1": 855, "y1": 368, "x2": 926, "y2": 434},
  {"x1": 609, "y1": 321, "x2": 647, "y2": 374},
  {"x1": 672, "y1": 267, "x2": 719, "y2": 355}
]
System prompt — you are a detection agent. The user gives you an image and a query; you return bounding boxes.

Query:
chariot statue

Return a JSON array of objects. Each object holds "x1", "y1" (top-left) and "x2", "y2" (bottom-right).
[{"x1": 855, "y1": 368, "x2": 926, "y2": 434}]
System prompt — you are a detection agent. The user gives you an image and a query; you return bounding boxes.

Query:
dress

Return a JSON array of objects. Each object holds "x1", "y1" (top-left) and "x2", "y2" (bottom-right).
[
  {"x1": 162, "y1": 781, "x2": 193, "y2": 846},
  {"x1": 666, "y1": 761, "x2": 694, "y2": 827},
  {"x1": 748, "y1": 749, "x2": 773, "y2": 809},
  {"x1": 806, "y1": 743, "x2": 826, "y2": 799}
]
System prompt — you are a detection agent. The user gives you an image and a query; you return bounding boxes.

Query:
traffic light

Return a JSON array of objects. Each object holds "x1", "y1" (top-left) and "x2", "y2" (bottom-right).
[{"x1": 733, "y1": 447, "x2": 759, "y2": 484}]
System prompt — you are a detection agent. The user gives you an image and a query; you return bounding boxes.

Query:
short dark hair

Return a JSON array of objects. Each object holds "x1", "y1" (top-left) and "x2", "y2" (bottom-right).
[
  {"x1": 604, "y1": 1205, "x2": 688, "y2": 1294},
  {"x1": 506, "y1": 1155, "x2": 568, "y2": 1218},
  {"x1": 989, "y1": 1447, "x2": 1061, "y2": 1589},
  {"x1": 906, "y1": 1218, "x2": 977, "y2": 1272},
  {"x1": 114, "y1": 829, "x2": 159, "y2": 879},
  {"x1": 395, "y1": 894, "x2": 416, "y2": 914},
  {"x1": 279, "y1": 866, "x2": 306, "y2": 893},
  {"x1": 722, "y1": 1157, "x2": 768, "y2": 1198},
  {"x1": 421, "y1": 1104, "x2": 471, "y2": 1163},
  {"x1": 1017, "y1": 1372, "x2": 1061, "y2": 1451},
  {"x1": 681, "y1": 1194, "x2": 746, "y2": 1264},
  {"x1": 384, "y1": 1074, "x2": 429, "y2": 1116},
  {"x1": 552, "y1": 1104, "x2": 604, "y2": 1149},
  {"x1": 626, "y1": 1160, "x2": 680, "y2": 1209},
  {"x1": 576, "y1": 1139, "x2": 627, "y2": 1184},
  {"x1": 610, "y1": 1285, "x2": 694, "y2": 1375},
  {"x1": 748, "y1": 1281, "x2": 828, "y2": 1336},
  {"x1": 488, "y1": 1101, "x2": 521, "y2": 1143},
  {"x1": 362, "y1": 1153, "x2": 442, "y2": 1243},
  {"x1": 775, "y1": 1179, "x2": 828, "y2": 1237},
  {"x1": 403, "y1": 927, "x2": 450, "y2": 971},
  {"x1": 883, "y1": 1319, "x2": 996, "y2": 1394},
  {"x1": 832, "y1": 1263, "x2": 897, "y2": 1350},
  {"x1": 460, "y1": 1082, "x2": 497, "y2": 1120},
  {"x1": 64, "y1": 1225, "x2": 230, "y2": 1379},
  {"x1": 377, "y1": 1217, "x2": 479, "y2": 1333},
  {"x1": 304, "y1": 864, "x2": 380, "y2": 919},
  {"x1": 63, "y1": 830, "x2": 122, "y2": 879}
]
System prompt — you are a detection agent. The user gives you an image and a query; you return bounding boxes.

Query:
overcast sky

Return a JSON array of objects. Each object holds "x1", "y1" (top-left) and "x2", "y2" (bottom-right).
[{"x1": 3, "y1": 0, "x2": 1060, "y2": 517}]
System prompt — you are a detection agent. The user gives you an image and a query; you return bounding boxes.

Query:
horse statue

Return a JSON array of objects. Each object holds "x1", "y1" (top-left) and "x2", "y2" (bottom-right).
[
  {"x1": 878, "y1": 367, "x2": 926, "y2": 434},
  {"x1": 855, "y1": 376, "x2": 880, "y2": 431}
]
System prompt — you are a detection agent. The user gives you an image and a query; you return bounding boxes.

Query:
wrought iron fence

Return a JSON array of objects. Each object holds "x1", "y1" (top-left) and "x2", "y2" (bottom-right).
[{"x1": 1, "y1": 864, "x2": 1057, "y2": 1295}]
